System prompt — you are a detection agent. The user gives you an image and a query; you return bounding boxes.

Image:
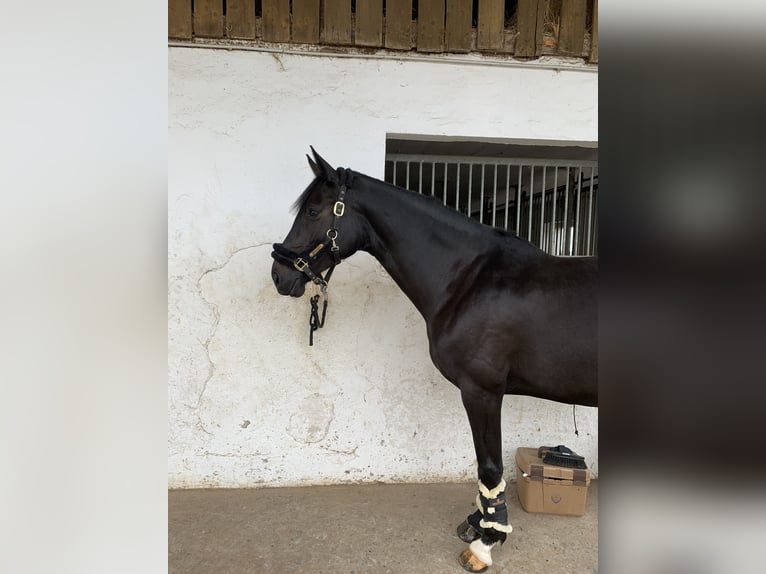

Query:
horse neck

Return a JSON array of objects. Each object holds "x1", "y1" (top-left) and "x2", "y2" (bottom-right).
[{"x1": 352, "y1": 176, "x2": 498, "y2": 319}]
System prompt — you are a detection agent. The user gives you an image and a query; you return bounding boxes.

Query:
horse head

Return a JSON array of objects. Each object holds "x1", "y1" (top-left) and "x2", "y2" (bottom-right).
[{"x1": 271, "y1": 147, "x2": 358, "y2": 297}]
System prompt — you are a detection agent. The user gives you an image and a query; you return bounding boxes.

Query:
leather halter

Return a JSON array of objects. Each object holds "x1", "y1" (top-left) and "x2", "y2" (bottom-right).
[
  {"x1": 271, "y1": 168, "x2": 350, "y2": 286},
  {"x1": 271, "y1": 168, "x2": 351, "y2": 345}
]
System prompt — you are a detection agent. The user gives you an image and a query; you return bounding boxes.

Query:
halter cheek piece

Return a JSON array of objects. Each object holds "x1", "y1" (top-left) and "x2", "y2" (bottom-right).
[{"x1": 271, "y1": 168, "x2": 351, "y2": 345}]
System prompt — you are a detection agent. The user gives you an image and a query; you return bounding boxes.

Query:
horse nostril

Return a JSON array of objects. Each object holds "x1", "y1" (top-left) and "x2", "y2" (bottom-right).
[{"x1": 272, "y1": 270, "x2": 280, "y2": 286}]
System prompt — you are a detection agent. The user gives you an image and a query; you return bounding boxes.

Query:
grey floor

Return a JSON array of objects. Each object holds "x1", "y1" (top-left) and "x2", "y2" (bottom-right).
[{"x1": 169, "y1": 480, "x2": 598, "y2": 574}]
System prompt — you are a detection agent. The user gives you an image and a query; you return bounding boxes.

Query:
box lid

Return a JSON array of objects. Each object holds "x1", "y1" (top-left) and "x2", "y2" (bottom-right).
[{"x1": 515, "y1": 447, "x2": 590, "y2": 485}]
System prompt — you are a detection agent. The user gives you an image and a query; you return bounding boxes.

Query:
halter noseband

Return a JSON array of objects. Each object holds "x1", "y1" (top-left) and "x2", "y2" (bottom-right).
[{"x1": 271, "y1": 168, "x2": 352, "y2": 345}]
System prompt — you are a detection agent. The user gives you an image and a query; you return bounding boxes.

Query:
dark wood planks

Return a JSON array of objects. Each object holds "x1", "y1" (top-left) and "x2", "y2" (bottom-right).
[
  {"x1": 385, "y1": 0, "x2": 412, "y2": 50},
  {"x1": 194, "y1": 0, "x2": 224, "y2": 38},
  {"x1": 169, "y1": 0, "x2": 192, "y2": 39},
  {"x1": 324, "y1": 0, "x2": 352, "y2": 45},
  {"x1": 168, "y1": 0, "x2": 595, "y2": 61},
  {"x1": 477, "y1": 0, "x2": 504, "y2": 51},
  {"x1": 590, "y1": 0, "x2": 598, "y2": 63},
  {"x1": 558, "y1": 0, "x2": 587, "y2": 56},
  {"x1": 293, "y1": 0, "x2": 320, "y2": 43},
  {"x1": 445, "y1": 0, "x2": 472, "y2": 52},
  {"x1": 226, "y1": 0, "x2": 256, "y2": 39},
  {"x1": 417, "y1": 0, "x2": 445, "y2": 52},
  {"x1": 262, "y1": 0, "x2": 290, "y2": 42},
  {"x1": 356, "y1": 0, "x2": 383, "y2": 46},
  {"x1": 515, "y1": 0, "x2": 544, "y2": 57}
]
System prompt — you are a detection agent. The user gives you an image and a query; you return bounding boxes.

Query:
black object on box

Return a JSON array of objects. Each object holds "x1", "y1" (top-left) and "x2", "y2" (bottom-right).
[{"x1": 537, "y1": 445, "x2": 587, "y2": 469}]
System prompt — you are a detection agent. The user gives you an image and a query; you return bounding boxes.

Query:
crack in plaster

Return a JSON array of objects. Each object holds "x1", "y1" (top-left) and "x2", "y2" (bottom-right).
[
  {"x1": 195, "y1": 243, "x2": 272, "y2": 436},
  {"x1": 307, "y1": 354, "x2": 331, "y2": 382},
  {"x1": 320, "y1": 444, "x2": 359, "y2": 457},
  {"x1": 205, "y1": 450, "x2": 270, "y2": 458},
  {"x1": 271, "y1": 53, "x2": 286, "y2": 72}
]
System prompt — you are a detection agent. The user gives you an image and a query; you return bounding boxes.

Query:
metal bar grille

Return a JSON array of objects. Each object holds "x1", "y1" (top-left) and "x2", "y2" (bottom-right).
[{"x1": 385, "y1": 154, "x2": 598, "y2": 257}]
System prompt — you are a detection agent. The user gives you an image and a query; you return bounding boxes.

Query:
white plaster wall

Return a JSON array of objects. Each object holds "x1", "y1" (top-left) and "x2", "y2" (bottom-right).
[{"x1": 168, "y1": 47, "x2": 598, "y2": 488}]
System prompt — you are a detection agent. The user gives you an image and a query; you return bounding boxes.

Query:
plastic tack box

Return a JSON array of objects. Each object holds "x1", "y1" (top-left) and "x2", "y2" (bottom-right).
[{"x1": 515, "y1": 447, "x2": 591, "y2": 517}]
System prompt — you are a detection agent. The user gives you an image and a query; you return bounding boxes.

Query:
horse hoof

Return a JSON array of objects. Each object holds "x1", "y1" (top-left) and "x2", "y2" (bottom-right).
[
  {"x1": 456, "y1": 519, "x2": 482, "y2": 543},
  {"x1": 458, "y1": 548, "x2": 489, "y2": 573}
]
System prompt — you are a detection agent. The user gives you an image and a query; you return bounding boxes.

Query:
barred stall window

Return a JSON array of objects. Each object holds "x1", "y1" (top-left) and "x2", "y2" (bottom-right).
[{"x1": 385, "y1": 138, "x2": 598, "y2": 256}]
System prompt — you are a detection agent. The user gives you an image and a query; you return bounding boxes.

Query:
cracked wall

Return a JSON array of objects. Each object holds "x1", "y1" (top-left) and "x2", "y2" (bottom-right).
[{"x1": 168, "y1": 48, "x2": 599, "y2": 488}]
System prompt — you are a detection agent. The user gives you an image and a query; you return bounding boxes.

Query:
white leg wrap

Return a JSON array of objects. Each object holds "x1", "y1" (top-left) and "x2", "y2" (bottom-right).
[
  {"x1": 477, "y1": 477, "x2": 513, "y2": 533},
  {"x1": 479, "y1": 518, "x2": 513, "y2": 533},
  {"x1": 469, "y1": 539, "x2": 495, "y2": 566},
  {"x1": 478, "y1": 478, "x2": 506, "y2": 499}
]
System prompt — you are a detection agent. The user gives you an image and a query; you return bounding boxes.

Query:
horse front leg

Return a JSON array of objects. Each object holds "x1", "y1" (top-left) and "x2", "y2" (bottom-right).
[{"x1": 456, "y1": 385, "x2": 511, "y2": 573}]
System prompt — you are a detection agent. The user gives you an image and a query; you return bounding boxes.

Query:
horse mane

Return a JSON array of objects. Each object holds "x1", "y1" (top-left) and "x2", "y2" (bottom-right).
[
  {"x1": 290, "y1": 176, "x2": 322, "y2": 214},
  {"x1": 354, "y1": 172, "x2": 541, "y2": 251},
  {"x1": 291, "y1": 168, "x2": 540, "y2": 254}
]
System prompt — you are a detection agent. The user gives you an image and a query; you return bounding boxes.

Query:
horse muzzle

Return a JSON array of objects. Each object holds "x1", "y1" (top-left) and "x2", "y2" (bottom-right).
[{"x1": 271, "y1": 261, "x2": 307, "y2": 297}]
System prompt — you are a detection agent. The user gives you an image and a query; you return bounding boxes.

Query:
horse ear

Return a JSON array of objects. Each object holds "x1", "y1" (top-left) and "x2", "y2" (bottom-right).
[
  {"x1": 307, "y1": 154, "x2": 321, "y2": 178},
  {"x1": 310, "y1": 146, "x2": 336, "y2": 180}
]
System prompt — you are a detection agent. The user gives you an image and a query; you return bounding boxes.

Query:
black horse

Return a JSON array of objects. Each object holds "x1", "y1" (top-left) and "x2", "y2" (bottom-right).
[{"x1": 271, "y1": 149, "x2": 597, "y2": 572}]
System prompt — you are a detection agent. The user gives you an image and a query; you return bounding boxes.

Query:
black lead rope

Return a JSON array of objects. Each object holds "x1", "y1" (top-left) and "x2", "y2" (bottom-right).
[
  {"x1": 308, "y1": 267, "x2": 334, "y2": 346},
  {"x1": 309, "y1": 292, "x2": 328, "y2": 346}
]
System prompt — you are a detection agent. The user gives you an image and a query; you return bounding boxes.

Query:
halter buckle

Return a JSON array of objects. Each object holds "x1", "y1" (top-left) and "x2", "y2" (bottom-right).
[
  {"x1": 333, "y1": 201, "x2": 345, "y2": 217},
  {"x1": 294, "y1": 258, "x2": 308, "y2": 272}
]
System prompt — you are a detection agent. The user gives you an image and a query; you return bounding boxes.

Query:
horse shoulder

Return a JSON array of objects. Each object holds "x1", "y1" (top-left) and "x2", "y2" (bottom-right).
[
  {"x1": 426, "y1": 249, "x2": 596, "y2": 390},
  {"x1": 425, "y1": 251, "x2": 532, "y2": 384}
]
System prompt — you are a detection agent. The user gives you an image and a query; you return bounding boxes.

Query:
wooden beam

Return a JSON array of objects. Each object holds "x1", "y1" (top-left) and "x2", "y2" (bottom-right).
[
  {"x1": 477, "y1": 0, "x2": 504, "y2": 52},
  {"x1": 356, "y1": 0, "x2": 383, "y2": 47},
  {"x1": 169, "y1": 0, "x2": 192, "y2": 39},
  {"x1": 417, "y1": 0, "x2": 445, "y2": 52},
  {"x1": 262, "y1": 0, "x2": 290, "y2": 42},
  {"x1": 590, "y1": 0, "x2": 599, "y2": 63},
  {"x1": 515, "y1": 0, "x2": 544, "y2": 57},
  {"x1": 385, "y1": 0, "x2": 412, "y2": 50},
  {"x1": 293, "y1": 0, "x2": 320, "y2": 44},
  {"x1": 193, "y1": 0, "x2": 224, "y2": 38},
  {"x1": 324, "y1": 0, "x2": 352, "y2": 45},
  {"x1": 445, "y1": 0, "x2": 472, "y2": 53},
  {"x1": 226, "y1": 0, "x2": 256, "y2": 39},
  {"x1": 558, "y1": 0, "x2": 587, "y2": 56}
]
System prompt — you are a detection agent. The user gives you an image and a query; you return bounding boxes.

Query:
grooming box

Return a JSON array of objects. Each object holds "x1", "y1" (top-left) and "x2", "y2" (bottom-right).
[{"x1": 515, "y1": 447, "x2": 591, "y2": 516}]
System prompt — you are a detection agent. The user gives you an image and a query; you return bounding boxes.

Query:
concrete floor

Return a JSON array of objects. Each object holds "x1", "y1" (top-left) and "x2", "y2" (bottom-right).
[{"x1": 169, "y1": 480, "x2": 598, "y2": 574}]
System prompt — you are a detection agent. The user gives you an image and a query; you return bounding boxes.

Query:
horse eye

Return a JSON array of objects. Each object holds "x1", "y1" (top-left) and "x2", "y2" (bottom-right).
[{"x1": 307, "y1": 208, "x2": 319, "y2": 217}]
